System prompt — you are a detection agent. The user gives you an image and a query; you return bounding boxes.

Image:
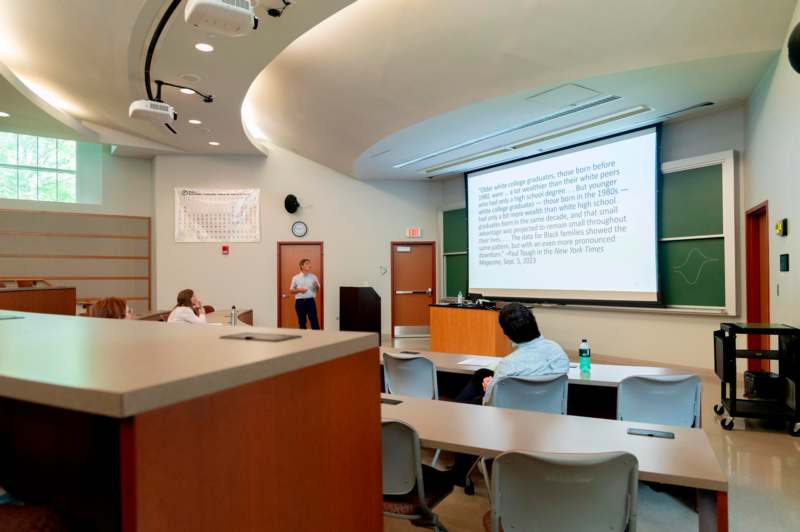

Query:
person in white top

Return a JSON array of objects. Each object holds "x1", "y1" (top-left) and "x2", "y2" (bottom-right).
[
  {"x1": 290, "y1": 258, "x2": 320, "y2": 330},
  {"x1": 167, "y1": 288, "x2": 208, "y2": 324}
]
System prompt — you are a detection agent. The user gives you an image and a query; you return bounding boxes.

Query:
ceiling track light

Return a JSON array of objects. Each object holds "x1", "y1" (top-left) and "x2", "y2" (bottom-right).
[{"x1": 421, "y1": 105, "x2": 652, "y2": 174}]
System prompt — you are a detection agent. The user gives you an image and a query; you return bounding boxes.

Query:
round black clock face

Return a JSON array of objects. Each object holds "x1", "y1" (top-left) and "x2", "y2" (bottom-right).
[{"x1": 291, "y1": 221, "x2": 308, "y2": 237}]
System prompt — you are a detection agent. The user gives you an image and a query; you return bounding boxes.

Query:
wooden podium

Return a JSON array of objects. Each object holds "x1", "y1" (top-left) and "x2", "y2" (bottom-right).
[{"x1": 430, "y1": 305, "x2": 512, "y2": 356}]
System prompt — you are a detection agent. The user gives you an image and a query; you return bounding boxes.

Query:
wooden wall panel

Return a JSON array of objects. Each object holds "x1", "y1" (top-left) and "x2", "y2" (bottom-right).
[
  {"x1": 0, "y1": 211, "x2": 148, "y2": 236},
  {"x1": 0, "y1": 210, "x2": 151, "y2": 309},
  {"x1": 0, "y1": 236, "x2": 149, "y2": 256},
  {"x1": 0, "y1": 258, "x2": 148, "y2": 277}
]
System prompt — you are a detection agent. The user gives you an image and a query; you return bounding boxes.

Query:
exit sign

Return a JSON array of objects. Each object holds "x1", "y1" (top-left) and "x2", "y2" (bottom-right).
[{"x1": 405, "y1": 227, "x2": 422, "y2": 238}]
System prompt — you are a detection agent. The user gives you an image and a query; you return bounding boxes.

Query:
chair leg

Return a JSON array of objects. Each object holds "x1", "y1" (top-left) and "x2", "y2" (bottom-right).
[
  {"x1": 431, "y1": 448, "x2": 442, "y2": 469},
  {"x1": 479, "y1": 458, "x2": 491, "y2": 502}
]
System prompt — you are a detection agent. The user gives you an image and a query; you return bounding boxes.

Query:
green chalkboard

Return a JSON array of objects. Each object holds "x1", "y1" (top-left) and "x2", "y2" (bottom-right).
[
  {"x1": 659, "y1": 238, "x2": 725, "y2": 307},
  {"x1": 660, "y1": 165, "x2": 723, "y2": 238},
  {"x1": 443, "y1": 208, "x2": 467, "y2": 253},
  {"x1": 445, "y1": 254, "x2": 468, "y2": 297}
]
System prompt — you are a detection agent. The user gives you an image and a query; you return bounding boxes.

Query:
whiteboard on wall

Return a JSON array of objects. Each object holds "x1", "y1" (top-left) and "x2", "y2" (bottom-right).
[{"x1": 174, "y1": 188, "x2": 260, "y2": 242}]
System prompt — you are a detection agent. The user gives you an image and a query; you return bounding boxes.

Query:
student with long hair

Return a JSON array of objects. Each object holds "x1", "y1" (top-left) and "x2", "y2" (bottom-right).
[{"x1": 167, "y1": 289, "x2": 208, "y2": 324}]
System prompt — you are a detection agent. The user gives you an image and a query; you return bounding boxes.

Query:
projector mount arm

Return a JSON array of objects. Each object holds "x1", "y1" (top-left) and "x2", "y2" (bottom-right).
[{"x1": 154, "y1": 80, "x2": 213, "y2": 103}]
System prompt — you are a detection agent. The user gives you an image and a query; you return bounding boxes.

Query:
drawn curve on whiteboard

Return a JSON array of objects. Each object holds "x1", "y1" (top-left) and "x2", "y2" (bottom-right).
[{"x1": 672, "y1": 247, "x2": 721, "y2": 286}]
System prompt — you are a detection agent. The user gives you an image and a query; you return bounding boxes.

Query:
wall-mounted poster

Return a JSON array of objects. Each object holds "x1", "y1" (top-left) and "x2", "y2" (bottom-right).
[{"x1": 175, "y1": 188, "x2": 260, "y2": 242}]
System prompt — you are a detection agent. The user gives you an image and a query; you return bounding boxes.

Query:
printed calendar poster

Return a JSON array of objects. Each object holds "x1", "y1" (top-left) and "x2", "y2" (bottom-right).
[{"x1": 175, "y1": 188, "x2": 260, "y2": 242}]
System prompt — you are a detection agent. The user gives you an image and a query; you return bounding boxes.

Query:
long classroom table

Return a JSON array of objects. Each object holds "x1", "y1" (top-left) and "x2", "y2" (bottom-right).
[
  {"x1": 382, "y1": 393, "x2": 728, "y2": 532},
  {"x1": 380, "y1": 347, "x2": 685, "y2": 419},
  {"x1": 0, "y1": 311, "x2": 381, "y2": 531}
]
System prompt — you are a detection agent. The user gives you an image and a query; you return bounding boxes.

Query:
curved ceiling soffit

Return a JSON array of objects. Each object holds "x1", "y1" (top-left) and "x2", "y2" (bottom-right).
[
  {"x1": 126, "y1": 0, "x2": 356, "y2": 156},
  {"x1": 0, "y1": 62, "x2": 99, "y2": 142},
  {"x1": 241, "y1": 0, "x2": 795, "y2": 179}
]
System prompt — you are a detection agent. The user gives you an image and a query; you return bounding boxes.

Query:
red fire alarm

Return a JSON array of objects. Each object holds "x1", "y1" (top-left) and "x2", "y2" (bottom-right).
[{"x1": 222, "y1": 245, "x2": 230, "y2": 255}]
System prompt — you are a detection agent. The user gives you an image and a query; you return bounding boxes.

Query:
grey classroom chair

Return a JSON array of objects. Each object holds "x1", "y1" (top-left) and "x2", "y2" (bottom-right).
[
  {"x1": 489, "y1": 451, "x2": 638, "y2": 532},
  {"x1": 483, "y1": 374, "x2": 569, "y2": 414},
  {"x1": 382, "y1": 352, "x2": 442, "y2": 466},
  {"x1": 382, "y1": 420, "x2": 453, "y2": 532},
  {"x1": 383, "y1": 352, "x2": 439, "y2": 399},
  {"x1": 617, "y1": 374, "x2": 702, "y2": 428},
  {"x1": 474, "y1": 374, "x2": 569, "y2": 498}
]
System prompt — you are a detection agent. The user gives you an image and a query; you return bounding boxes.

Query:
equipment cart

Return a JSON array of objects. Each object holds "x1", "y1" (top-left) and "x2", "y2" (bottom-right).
[{"x1": 714, "y1": 323, "x2": 800, "y2": 436}]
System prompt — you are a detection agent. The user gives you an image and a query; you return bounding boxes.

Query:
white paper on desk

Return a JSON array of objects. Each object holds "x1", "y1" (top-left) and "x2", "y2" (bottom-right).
[{"x1": 457, "y1": 358, "x2": 495, "y2": 368}]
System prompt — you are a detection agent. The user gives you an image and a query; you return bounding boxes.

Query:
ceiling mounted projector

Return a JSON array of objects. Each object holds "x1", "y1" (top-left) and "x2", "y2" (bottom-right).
[
  {"x1": 185, "y1": 0, "x2": 258, "y2": 37},
  {"x1": 129, "y1": 100, "x2": 177, "y2": 123}
]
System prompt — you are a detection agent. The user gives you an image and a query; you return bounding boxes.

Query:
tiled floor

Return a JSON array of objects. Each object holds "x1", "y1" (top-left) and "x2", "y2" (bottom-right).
[{"x1": 382, "y1": 337, "x2": 800, "y2": 531}]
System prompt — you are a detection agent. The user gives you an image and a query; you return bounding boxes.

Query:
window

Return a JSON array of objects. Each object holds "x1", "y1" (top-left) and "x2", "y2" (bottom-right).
[{"x1": 0, "y1": 132, "x2": 77, "y2": 202}]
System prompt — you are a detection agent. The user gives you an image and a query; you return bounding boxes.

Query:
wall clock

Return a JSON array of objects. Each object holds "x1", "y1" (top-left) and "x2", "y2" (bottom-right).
[{"x1": 291, "y1": 220, "x2": 308, "y2": 238}]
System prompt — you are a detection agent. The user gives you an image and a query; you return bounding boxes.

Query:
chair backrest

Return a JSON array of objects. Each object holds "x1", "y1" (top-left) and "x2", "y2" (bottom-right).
[
  {"x1": 381, "y1": 420, "x2": 423, "y2": 496},
  {"x1": 383, "y1": 353, "x2": 438, "y2": 399},
  {"x1": 484, "y1": 374, "x2": 568, "y2": 414},
  {"x1": 617, "y1": 374, "x2": 702, "y2": 428},
  {"x1": 492, "y1": 451, "x2": 638, "y2": 532}
]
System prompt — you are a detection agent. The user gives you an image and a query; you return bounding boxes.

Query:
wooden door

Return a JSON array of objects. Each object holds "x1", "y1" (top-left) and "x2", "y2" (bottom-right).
[
  {"x1": 391, "y1": 242, "x2": 436, "y2": 337},
  {"x1": 745, "y1": 202, "x2": 770, "y2": 371},
  {"x1": 278, "y1": 242, "x2": 324, "y2": 329}
]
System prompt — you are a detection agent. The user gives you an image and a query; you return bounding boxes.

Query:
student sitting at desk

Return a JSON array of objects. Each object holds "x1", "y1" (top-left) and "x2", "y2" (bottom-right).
[
  {"x1": 88, "y1": 297, "x2": 133, "y2": 320},
  {"x1": 450, "y1": 302, "x2": 569, "y2": 484},
  {"x1": 454, "y1": 302, "x2": 569, "y2": 403},
  {"x1": 167, "y1": 289, "x2": 207, "y2": 324}
]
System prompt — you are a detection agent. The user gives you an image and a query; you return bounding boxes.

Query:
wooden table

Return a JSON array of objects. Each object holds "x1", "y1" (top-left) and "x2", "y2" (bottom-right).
[
  {"x1": 430, "y1": 305, "x2": 511, "y2": 356},
  {"x1": 381, "y1": 347, "x2": 681, "y2": 386},
  {"x1": 0, "y1": 285, "x2": 76, "y2": 315},
  {"x1": 0, "y1": 311, "x2": 381, "y2": 531},
  {"x1": 136, "y1": 308, "x2": 253, "y2": 326},
  {"x1": 381, "y1": 347, "x2": 684, "y2": 419},
  {"x1": 382, "y1": 394, "x2": 728, "y2": 532}
]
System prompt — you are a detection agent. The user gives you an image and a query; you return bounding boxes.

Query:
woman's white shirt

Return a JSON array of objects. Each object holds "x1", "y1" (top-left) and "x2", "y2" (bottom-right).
[{"x1": 167, "y1": 306, "x2": 207, "y2": 324}]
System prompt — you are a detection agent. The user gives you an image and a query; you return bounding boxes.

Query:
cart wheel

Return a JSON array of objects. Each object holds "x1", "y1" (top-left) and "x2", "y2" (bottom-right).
[
  {"x1": 789, "y1": 423, "x2": 800, "y2": 437},
  {"x1": 713, "y1": 404, "x2": 725, "y2": 416},
  {"x1": 464, "y1": 480, "x2": 475, "y2": 496},
  {"x1": 720, "y1": 418, "x2": 735, "y2": 431}
]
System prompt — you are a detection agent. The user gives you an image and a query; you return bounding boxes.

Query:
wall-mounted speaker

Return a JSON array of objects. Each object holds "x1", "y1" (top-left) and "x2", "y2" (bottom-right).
[
  {"x1": 284, "y1": 194, "x2": 300, "y2": 213},
  {"x1": 789, "y1": 22, "x2": 800, "y2": 74}
]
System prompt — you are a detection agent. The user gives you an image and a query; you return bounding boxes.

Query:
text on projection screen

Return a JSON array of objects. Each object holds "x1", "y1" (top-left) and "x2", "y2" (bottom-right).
[{"x1": 467, "y1": 128, "x2": 658, "y2": 302}]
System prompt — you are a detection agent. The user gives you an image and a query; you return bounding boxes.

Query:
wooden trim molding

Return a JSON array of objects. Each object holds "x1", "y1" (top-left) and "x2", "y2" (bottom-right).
[
  {"x1": 0, "y1": 254, "x2": 149, "y2": 260},
  {"x1": 0, "y1": 231, "x2": 148, "y2": 240},
  {"x1": 0, "y1": 208, "x2": 151, "y2": 221}
]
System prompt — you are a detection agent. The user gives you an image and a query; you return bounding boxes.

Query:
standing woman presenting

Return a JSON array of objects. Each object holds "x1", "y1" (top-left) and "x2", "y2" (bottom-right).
[
  {"x1": 290, "y1": 258, "x2": 320, "y2": 330},
  {"x1": 167, "y1": 288, "x2": 208, "y2": 324}
]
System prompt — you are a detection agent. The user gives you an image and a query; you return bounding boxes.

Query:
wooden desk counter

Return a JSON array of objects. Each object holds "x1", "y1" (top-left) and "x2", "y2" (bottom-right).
[
  {"x1": 430, "y1": 305, "x2": 511, "y2": 356},
  {"x1": 0, "y1": 312, "x2": 382, "y2": 531},
  {"x1": 382, "y1": 394, "x2": 728, "y2": 531},
  {"x1": 137, "y1": 308, "x2": 253, "y2": 326},
  {"x1": 0, "y1": 285, "x2": 75, "y2": 315}
]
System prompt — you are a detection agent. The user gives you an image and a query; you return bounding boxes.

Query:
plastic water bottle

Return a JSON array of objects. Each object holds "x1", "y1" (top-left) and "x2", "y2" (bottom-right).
[
  {"x1": 579, "y1": 339, "x2": 591, "y2": 372},
  {"x1": 457, "y1": 291, "x2": 464, "y2": 305},
  {"x1": 230, "y1": 305, "x2": 237, "y2": 326}
]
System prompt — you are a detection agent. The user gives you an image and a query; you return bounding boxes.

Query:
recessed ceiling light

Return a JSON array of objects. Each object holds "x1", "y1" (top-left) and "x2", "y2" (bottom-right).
[
  {"x1": 194, "y1": 43, "x2": 214, "y2": 52},
  {"x1": 0, "y1": 111, "x2": 9, "y2": 118},
  {"x1": 208, "y1": 141, "x2": 220, "y2": 146},
  {"x1": 188, "y1": 119, "x2": 202, "y2": 125},
  {"x1": 180, "y1": 88, "x2": 195, "y2": 95},
  {"x1": 180, "y1": 73, "x2": 201, "y2": 82}
]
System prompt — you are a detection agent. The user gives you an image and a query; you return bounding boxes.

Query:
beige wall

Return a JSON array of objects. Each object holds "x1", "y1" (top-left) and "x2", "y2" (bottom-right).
[
  {"x1": 153, "y1": 147, "x2": 442, "y2": 332},
  {"x1": 439, "y1": 105, "x2": 748, "y2": 369},
  {"x1": 745, "y1": 3, "x2": 800, "y2": 333}
]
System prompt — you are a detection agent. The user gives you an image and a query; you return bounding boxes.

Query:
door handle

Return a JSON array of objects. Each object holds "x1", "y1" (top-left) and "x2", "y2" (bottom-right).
[
  {"x1": 282, "y1": 293, "x2": 287, "y2": 299},
  {"x1": 395, "y1": 290, "x2": 413, "y2": 295},
  {"x1": 426, "y1": 288, "x2": 432, "y2": 296}
]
